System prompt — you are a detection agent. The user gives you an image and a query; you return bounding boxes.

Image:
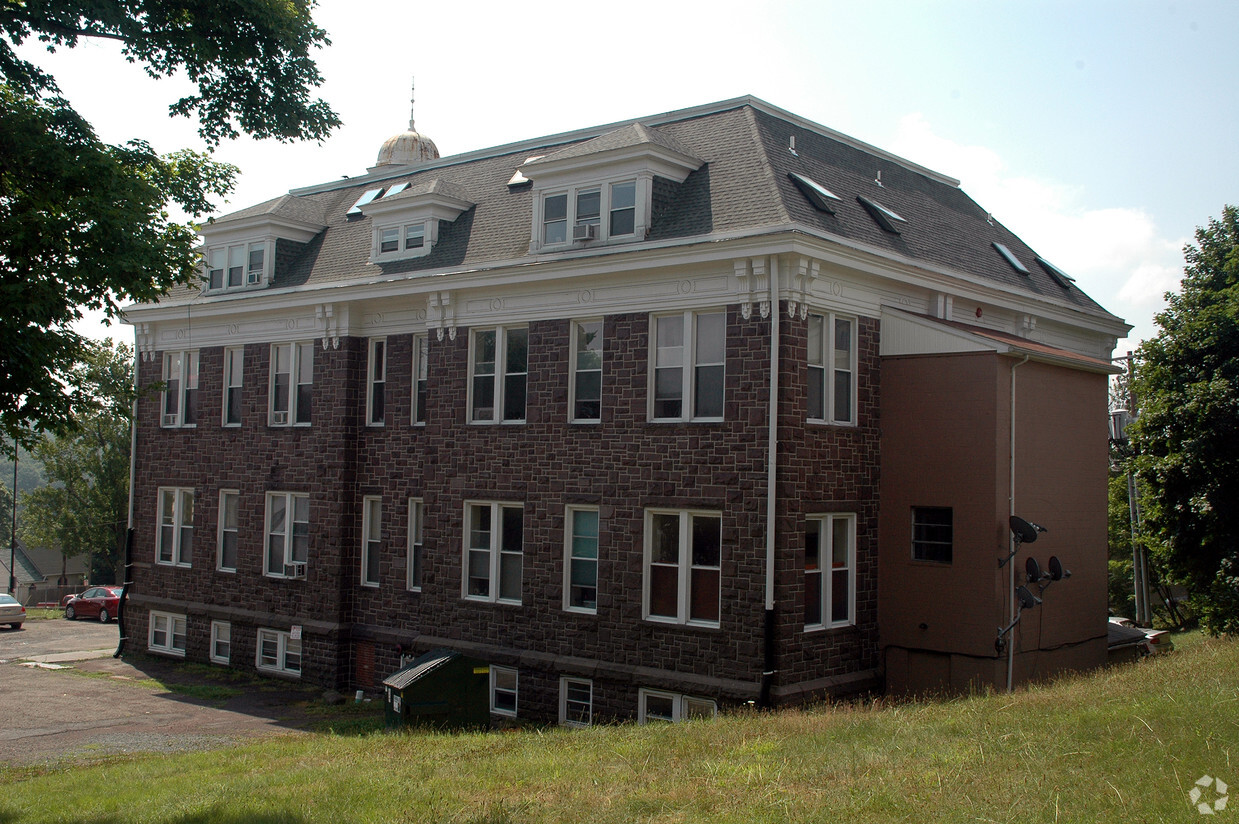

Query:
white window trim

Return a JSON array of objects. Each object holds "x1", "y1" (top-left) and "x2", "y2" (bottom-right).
[
  {"x1": 411, "y1": 334, "x2": 428, "y2": 426},
  {"x1": 264, "y1": 491, "x2": 309, "y2": 579},
  {"x1": 256, "y1": 627, "x2": 301, "y2": 676},
  {"x1": 637, "y1": 688, "x2": 716, "y2": 724},
  {"x1": 467, "y1": 327, "x2": 528, "y2": 425},
  {"x1": 407, "y1": 497, "x2": 424, "y2": 592},
  {"x1": 649, "y1": 311, "x2": 726, "y2": 423},
  {"x1": 569, "y1": 319, "x2": 603, "y2": 424},
  {"x1": 268, "y1": 342, "x2": 313, "y2": 427},
  {"x1": 222, "y1": 346, "x2": 244, "y2": 427},
  {"x1": 490, "y1": 665, "x2": 518, "y2": 717},
  {"x1": 807, "y1": 312, "x2": 858, "y2": 426},
  {"x1": 532, "y1": 177, "x2": 647, "y2": 253},
  {"x1": 361, "y1": 495, "x2": 382, "y2": 588},
  {"x1": 804, "y1": 512, "x2": 857, "y2": 632},
  {"x1": 148, "y1": 611, "x2": 187, "y2": 657},
  {"x1": 372, "y1": 218, "x2": 434, "y2": 263},
  {"x1": 366, "y1": 338, "x2": 387, "y2": 427},
  {"x1": 156, "y1": 487, "x2": 194, "y2": 567},
  {"x1": 210, "y1": 620, "x2": 231, "y2": 664},
  {"x1": 462, "y1": 501, "x2": 523, "y2": 605},
  {"x1": 642, "y1": 508, "x2": 722, "y2": 628},
  {"x1": 161, "y1": 351, "x2": 199, "y2": 428},
  {"x1": 204, "y1": 239, "x2": 272, "y2": 292},
  {"x1": 559, "y1": 677, "x2": 593, "y2": 728},
  {"x1": 217, "y1": 489, "x2": 239, "y2": 573},
  {"x1": 563, "y1": 505, "x2": 599, "y2": 614}
]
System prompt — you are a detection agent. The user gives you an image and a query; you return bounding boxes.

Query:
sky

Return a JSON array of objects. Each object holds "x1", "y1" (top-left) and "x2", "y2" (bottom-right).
[{"x1": 21, "y1": 0, "x2": 1239, "y2": 354}]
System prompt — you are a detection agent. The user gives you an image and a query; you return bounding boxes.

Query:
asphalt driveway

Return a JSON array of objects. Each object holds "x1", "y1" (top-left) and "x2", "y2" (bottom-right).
[{"x1": 0, "y1": 618, "x2": 354, "y2": 766}]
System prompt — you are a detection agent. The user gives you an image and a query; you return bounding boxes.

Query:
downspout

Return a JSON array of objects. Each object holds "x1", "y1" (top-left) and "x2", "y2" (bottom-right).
[
  {"x1": 1006, "y1": 354, "x2": 1030, "y2": 691},
  {"x1": 115, "y1": 331, "x2": 140, "y2": 658},
  {"x1": 759, "y1": 256, "x2": 780, "y2": 707}
]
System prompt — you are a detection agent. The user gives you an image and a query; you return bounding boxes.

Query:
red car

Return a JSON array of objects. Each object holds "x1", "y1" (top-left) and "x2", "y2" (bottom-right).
[{"x1": 64, "y1": 586, "x2": 124, "y2": 623}]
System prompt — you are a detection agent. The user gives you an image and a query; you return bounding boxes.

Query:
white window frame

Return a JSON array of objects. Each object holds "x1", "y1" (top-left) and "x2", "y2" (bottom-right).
[
  {"x1": 536, "y1": 179, "x2": 640, "y2": 250},
  {"x1": 803, "y1": 513, "x2": 857, "y2": 631},
  {"x1": 264, "y1": 492, "x2": 309, "y2": 579},
  {"x1": 148, "y1": 611, "x2": 187, "y2": 657},
  {"x1": 268, "y1": 342, "x2": 313, "y2": 427},
  {"x1": 372, "y1": 218, "x2": 432, "y2": 262},
  {"x1": 559, "y1": 677, "x2": 593, "y2": 728},
  {"x1": 637, "y1": 688, "x2": 716, "y2": 724},
  {"x1": 649, "y1": 311, "x2": 726, "y2": 422},
  {"x1": 161, "y1": 351, "x2": 199, "y2": 428},
  {"x1": 642, "y1": 509, "x2": 722, "y2": 628},
  {"x1": 412, "y1": 334, "x2": 428, "y2": 426},
  {"x1": 210, "y1": 620, "x2": 231, "y2": 664},
  {"x1": 468, "y1": 327, "x2": 528, "y2": 424},
  {"x1": 569, "y1": 319, "x2": 603, "y2": 423},
  {"x1": 366, "y1": 338, "x2": 386, "y2": 426},
  {"x1": 490, "y1": 665, "x2": 518, "y2": 717},
  {"x1": 256, "y1": 628, "x2": 301, "y2": 676},
  {"x1": 156, "y1": 487, "x2": 194, "y2": 567},
  {"x1": 217, "y1": 489, "x2": 239, "y2": 572},
  {"x1": 222, "y1": 346, "x2": 244, "y2": 427},
  {"x1": 807, "y1": 313, "x2": 857, "y2": 425},
  {"x1": 205, "y1": 240, "x2": 270, "y2": 291},
  {"x1": 462, "y1": 501, "x2": 523, "y2": 604},
  {"x1": 361, "y1": 495, "x2": 382, "y2": 588},
  {"x1": 563, "y1": 506, "x2": 599, "y2": 614},
  {"x1": 407, "y1": 497, "x2": 424, "y2": 591}
]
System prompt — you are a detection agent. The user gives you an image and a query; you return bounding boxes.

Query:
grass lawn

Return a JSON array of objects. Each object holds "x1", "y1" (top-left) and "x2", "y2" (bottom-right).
[{"x1": 1, "y1": 633, "x2": 1234, "y2": 823}]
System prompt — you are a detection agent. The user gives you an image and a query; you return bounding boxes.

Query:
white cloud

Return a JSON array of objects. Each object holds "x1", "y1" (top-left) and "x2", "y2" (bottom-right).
[{"x1": 888, "y1": 114, "x2": 1185, "y2": 348}]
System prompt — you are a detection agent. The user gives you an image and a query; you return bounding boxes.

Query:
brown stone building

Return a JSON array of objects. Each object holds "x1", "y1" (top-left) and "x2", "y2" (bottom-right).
[{"x1": 122, "y1": 97, "x2": 1128, "y2": 724}]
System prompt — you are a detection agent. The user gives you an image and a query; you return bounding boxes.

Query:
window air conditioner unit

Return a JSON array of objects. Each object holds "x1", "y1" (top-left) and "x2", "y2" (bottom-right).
[
  {"x1": 272, "y1": 410, "x2": 289, "y2": 425},
  {"x1": 573, "y1": 223, "x2": 597, "y2": 241},
  {"x1": 162, "y1": 414, "x2": 177, "y2": 426},
  {"x1": 247, "y1": 270, "x2": 262, "y2": 285},
  {"x1": 286, "y1": 563, "x2": 306, "y2": 579}
]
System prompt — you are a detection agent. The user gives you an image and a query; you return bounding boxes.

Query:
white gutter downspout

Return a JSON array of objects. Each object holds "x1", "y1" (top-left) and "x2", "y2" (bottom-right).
[
  {"x1": 760, "y1": 256, "x2": 780, "y2": 706},
  {"x1": 1006, "y1": 354, "x2": 1030, "y2": 692}
]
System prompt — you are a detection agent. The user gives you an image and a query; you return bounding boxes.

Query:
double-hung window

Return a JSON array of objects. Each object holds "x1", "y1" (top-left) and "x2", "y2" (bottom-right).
[
  {"x1": 644, "y1": 510, "x2": 721, "y2": 626},
  {"x1": 490, "y1": 666, "x2": 518, "y2": 717},
  {"x1": 257, "y1": 628, "x2": 301, "y2": 675},
  {"x1": 148, "y1": 611, "x2": 187, "y2": 656},
  {"x1": 570, "y1": 320, "x2": 603, "y2": 422},
  {"x1": 651, "y1": 311, "x2": 725, "y2": 421},
  {"x1": 265, "y1": 492, "x2": 309, "y2": 578},
  {"x1": 564, "y1": 507, "x2": 599, "y2": 613},
  {"x1": 156, "y1": 487, "x2": 194, "y2": 566},
  {"x1": 407, "y1": 498, "x2": 424, "y2": 591},
  {"x1": 217, "y1": 489, "x2": 238, "y2": 572},
  {"x1": 541, "y1": 181, "x2": 637, "y2": 246},
  {"x1": 560, "y1": 677, "x2": 593, "y2": 727},
  {"x1": 375, "y1": 220, "x2": 429, "y2": 260},
  {"x1": 469, "y1": 327, "x2": 527, "y2": 423},
  {"x1": 210, "y1": 621, "x2": 231, "y2": 664},
  {"x1": 807, "y1": 313, "x2": 856, "y2": 424},
  {"x1": 804, "y1": 513, "x2": 856, "y2": 630},
  {"x1": 412, "y1": 335, "x2": 428, "y2": 425},
  {"x1": 161, "y1": 351, "x2": 199, "y2": 427},
  {"x1": 270, "y1": 342, "x2": 313, "y2": 426},
  {"x1": 463, "y1": 502, "x2": 523, "y2": 604},
  {"x1": 361, "y1": 496, "x2": 381, "y2": 587},
  {"x1": 223, "y1": 347, "x2": 243, "y2": 426},
  {"x1": 367, "y1": 338, "x2": 386, "y2": 426},
  {"x1": 638, "y1": 689, "x2": 716, "y2": 723},
  {"x1": 206, "y1": 241, "x2": 266, "y2": 291}
]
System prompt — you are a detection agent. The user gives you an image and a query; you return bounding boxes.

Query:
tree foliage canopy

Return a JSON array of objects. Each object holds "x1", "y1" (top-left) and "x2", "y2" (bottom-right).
[
  {"x1": 1132, "y1": 205, "x2": 1239, "y2": 633},
  {"x1": 0, "y1": 0, "x2": 338, "y2": 451}
]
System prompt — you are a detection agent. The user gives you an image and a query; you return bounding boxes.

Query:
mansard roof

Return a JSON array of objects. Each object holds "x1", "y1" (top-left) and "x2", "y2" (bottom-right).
[{"x1": 172, "y1": 96, "x2": 1121, "y2": 324}]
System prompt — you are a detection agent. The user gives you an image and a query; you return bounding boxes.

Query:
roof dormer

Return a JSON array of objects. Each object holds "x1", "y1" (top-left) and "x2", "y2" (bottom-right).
[
  {"x1": 199, "y1": 194, "x2": 326, "y2": 293},
  {"x1": 518, "y1": 123, "x2": 703, "y2": 253},
  {"x1": 360, "y1": 178, "x2": 473, "y2": 263}
]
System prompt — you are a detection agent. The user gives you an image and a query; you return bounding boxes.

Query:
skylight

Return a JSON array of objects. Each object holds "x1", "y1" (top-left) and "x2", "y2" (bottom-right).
[
  {"x1": 347, "y1": 187, "x2": 386, "y2": 216},
  {"x1": 1035, "y1": 256, "x2": 1075, "y2": 288},
  {"x1": 507, "y1": 156, "x2": 546, "y2": 187},
  {"x1": 856, "y1": 195, "x2": 905, "y2": 234},
  {"x1": 788, "y1": 172, "x2": 839, "y2": 213},
  {"x1": 993, "y1": 242, "x2": 1030, "y2": 275},
  {"x1": 383, "y1": 182, "x2": 410, "y2": 198}
]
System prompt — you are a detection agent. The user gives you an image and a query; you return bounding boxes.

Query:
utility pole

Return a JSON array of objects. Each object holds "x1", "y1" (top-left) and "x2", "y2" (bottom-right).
[
  {"x1": 1110, "y1": 353, "x2": 1152, "y2": 626},
  {"x1": 8, "y1": 440, "x2": 16, "y2": 595}
]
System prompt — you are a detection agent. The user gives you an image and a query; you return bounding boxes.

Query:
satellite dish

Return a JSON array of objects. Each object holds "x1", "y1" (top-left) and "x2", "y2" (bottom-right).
[
  {"x1": 1015, "y1": 586, "x2": 1041, "y2": 610},
  {"x1": 1010, "y1": 516, "x2": 1039, "y2": 544},
  {"x1": 1025, "y1": 556, "x2": 1044, "y2": 584},
  {"x1": 1048, "y1": 556, "x2": 1072, "y2": 581}
]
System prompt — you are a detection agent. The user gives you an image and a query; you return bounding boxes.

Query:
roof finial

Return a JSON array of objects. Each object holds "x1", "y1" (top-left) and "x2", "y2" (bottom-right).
[{"x1": 409, "y1": 76, "x2": 416, "y2": 131}]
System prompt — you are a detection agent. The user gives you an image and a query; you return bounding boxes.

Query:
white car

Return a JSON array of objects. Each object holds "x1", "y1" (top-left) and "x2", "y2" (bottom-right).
[
  {"x1": 0, "y1": 593, "x2": 26, "y2": 629},
  {"x1": 1108, "y1": 616, "x2": 1174, "y2": 655}
]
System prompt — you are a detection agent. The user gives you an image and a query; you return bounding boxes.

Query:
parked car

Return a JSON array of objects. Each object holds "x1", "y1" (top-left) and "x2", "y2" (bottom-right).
[
  {"x1": 64, "y1": 586, "x2": 124, "y2": 623},
  {"x1": 60, "y1": 592, "x2": 79, "y2": 608},
  {"x1": 1108, "y1": 616, "x2": 1174, "y2": 656},
  {"x1": 0, "y1": 594, "x2": 25, "y2": 629}
]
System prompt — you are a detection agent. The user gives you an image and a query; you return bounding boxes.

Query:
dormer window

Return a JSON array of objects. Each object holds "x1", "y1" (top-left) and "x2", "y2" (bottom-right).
[
  {"x1": 206, "y1": 241, "x2": 268, "y2": 291},
  {"x1": 539, "y1": 181, "x2": 639, "y2": 248},
  {"x1": 361, "y1": 178, "x2": 472, "y2": 264}
]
